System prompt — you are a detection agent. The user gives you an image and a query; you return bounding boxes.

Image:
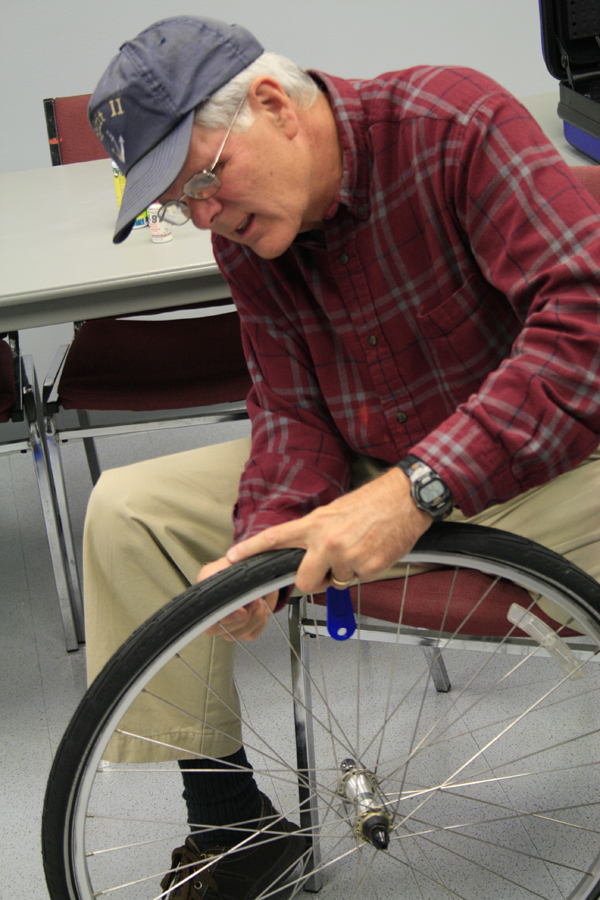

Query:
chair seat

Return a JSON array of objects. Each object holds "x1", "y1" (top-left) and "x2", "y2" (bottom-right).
[
  {"x1": 58, "y1": 312, "x2": 252, "y2": 411},
  {"x1": 314, "y1": 567, "x2": 580, "y2": 638},
  {"x1": 0, "y1": 337, "x2": 17, "y2": 422}
]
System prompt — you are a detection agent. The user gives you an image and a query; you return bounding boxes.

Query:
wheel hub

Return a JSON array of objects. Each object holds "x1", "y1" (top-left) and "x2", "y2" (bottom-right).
[{"x1": 339, "y1": 758, "x2": 393, "y2": 849}]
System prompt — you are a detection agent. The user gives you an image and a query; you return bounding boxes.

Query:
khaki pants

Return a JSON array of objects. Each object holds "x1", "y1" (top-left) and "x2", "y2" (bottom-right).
[{"x1": 84, "y1": 439, "x2": 600, "y2": 762}]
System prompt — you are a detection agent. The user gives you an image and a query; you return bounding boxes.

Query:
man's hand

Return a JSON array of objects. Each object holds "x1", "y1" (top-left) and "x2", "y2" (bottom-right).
[
  {"x1": 226, "y1": 466, "x2": 433, "y2": 594},
  {"x1": 197, "y1": 556, "x2": 278, "y2": 642}
]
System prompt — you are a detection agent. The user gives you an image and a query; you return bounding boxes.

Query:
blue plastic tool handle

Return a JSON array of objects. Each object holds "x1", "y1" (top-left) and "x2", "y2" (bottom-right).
[{"x1": 326, "y1": 585, "x2": 356, "y2": 641}]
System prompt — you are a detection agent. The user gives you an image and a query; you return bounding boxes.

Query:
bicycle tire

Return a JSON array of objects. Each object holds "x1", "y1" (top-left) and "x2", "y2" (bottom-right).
[{"x1": 42, "y1": 523, "x2": 600, "y2": 900}]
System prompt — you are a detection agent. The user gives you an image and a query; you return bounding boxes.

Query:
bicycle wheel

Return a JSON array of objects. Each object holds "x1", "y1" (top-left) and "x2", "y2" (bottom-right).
[{"x1": 43, "y1": 523, "x2": 600, "y2": 900}]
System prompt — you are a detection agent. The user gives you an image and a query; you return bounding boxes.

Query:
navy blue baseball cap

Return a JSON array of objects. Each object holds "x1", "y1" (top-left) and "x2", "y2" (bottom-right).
[{"x1": 88, "y1": 16, "x2": 264, "y2": 243}]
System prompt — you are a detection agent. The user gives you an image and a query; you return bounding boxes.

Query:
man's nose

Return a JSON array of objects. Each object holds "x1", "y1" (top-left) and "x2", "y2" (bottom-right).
[{"x1": 189, "y1": 195, "x2": 223, "y2": 230}]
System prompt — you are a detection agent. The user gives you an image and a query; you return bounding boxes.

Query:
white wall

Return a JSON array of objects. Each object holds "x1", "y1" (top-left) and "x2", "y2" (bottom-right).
[
  {"x1": 3, "y1": 0, "x2": 556, "y2": 175},
  {"x1": 4, "y1": 0, "x2": 558, "y2": 374}
]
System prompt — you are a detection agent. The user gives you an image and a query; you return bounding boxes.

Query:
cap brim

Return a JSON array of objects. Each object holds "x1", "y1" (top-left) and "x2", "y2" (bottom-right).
[{"x1": 113, "y1": 110, "x2": 195, "y2": 243}]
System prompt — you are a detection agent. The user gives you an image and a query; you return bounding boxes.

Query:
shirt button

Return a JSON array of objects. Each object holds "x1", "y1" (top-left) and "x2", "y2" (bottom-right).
[
  {"x1": 339, "y1": 252, "x2": 350, "y2": 265},
  {"x1": 396, "y1": 411, "x2": 407, "y2": 423},
  {"x1": 368, "y1": 335, "x2": 378, "y2": 346},
  {"x1": 357, "y1": 205, "x2": 367, "y2": 216}
]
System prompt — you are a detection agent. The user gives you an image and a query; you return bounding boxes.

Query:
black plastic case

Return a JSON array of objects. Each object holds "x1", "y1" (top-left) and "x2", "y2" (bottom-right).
[{"x1": 539, "y1": 0, "x2": 600, "y2": 160}]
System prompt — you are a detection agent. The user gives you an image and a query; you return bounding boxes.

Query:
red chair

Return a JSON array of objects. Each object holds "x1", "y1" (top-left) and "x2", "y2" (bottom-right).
[
  {"x1": 43, "y1": 95, "x2": 108, "y2": 165},
  {"x1": 41, "y1": 96, "x2": 251, "y2": 639}
]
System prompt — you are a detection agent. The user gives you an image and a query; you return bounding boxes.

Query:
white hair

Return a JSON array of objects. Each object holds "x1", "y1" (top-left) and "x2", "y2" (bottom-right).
[{"x1": 193, "y1": 52, "x2": 319, "y2": 132}]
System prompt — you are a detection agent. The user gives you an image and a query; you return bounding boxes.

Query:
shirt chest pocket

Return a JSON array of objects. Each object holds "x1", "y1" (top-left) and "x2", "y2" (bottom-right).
[
  {"x1": 415, "y1": 275, "x2": 520, "y2": 385},
  {"x1": 416, "y1": 272, "x2": 498, "y2": 337}
]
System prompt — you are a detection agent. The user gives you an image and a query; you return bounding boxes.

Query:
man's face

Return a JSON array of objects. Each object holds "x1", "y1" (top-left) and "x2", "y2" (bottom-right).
[{"x1": 156, "y1": 88, "x2": 318, "y2": 260}]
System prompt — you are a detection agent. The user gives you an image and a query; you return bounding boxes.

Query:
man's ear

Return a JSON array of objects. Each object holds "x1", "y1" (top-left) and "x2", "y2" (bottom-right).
[{"x1": 248, "y1": 76, "x2": 299, "y2": 136}]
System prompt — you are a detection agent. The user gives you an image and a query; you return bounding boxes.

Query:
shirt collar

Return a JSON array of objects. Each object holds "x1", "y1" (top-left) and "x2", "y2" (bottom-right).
[{"x1": 308, "y1": 70, "x2": 370, "y2": 222}]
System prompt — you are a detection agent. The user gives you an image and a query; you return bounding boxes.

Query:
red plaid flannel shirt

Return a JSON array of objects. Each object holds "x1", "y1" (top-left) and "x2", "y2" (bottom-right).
[{"x1": 212, "y1": 66, "x2": 600, "y2": 541}]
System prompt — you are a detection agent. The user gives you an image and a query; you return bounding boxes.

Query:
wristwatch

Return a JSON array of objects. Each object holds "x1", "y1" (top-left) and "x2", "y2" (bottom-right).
[{"x1": 397, "y1": 455, "x2": 453, "y2": 520}]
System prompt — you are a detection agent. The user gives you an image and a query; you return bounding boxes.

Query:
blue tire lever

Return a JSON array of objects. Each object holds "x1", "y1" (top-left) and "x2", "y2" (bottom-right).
[{"x1": 326, "y1": 585, "x2": 356, "y2": 641}]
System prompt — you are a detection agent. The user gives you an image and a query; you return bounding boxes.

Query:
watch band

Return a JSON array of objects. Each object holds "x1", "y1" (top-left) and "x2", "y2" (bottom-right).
[{"x1": 397, "y1": 454, "x2": 453, "y2": 520}]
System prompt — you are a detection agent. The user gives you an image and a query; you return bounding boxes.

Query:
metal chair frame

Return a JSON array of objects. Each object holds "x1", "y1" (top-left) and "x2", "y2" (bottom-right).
[{"x1": 1, "y1": 333, "x2": 80, "y2": 649}]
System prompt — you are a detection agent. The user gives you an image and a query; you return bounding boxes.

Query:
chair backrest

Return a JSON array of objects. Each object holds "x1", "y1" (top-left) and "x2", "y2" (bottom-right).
[
  {"x1": 56, "y1": 309, "x2": 252, "y2": 411},
  {"x1": 43, "y1": 95, "x2": 108, "y2": 166}
]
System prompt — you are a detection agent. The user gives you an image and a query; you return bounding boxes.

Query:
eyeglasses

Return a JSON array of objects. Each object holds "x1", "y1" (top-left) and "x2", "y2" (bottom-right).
[{"x1": 157, "y1": 96, "x2": 246, "y2": 226}]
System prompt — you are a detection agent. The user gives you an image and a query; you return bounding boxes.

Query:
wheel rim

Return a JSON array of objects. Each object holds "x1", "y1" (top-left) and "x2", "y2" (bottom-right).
[{"x1": 50, "y1": 538, "x2": 600, "y2": 900}]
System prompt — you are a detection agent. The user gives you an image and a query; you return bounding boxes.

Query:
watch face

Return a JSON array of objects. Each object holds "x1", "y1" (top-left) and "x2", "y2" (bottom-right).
[
  {"x1": 399, "y1": 457, "x2": 452, "y2": 519},
  {"x1": 419, "y1": 479, "x2": 444, "y2": 505}
]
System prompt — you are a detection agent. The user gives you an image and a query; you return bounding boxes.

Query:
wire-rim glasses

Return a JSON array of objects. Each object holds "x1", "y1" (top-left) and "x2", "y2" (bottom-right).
[{"x1": 157, "y1": 96, "x2": 246, "y2": 226}]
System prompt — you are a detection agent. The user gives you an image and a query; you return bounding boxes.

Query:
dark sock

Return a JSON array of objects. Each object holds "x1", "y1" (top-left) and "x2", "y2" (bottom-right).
[{"x1": 178, "y1": 746, "x2": 262, "y2": 849}]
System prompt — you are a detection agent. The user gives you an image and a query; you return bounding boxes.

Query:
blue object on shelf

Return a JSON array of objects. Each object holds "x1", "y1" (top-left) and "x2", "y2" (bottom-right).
[
  {"x1": 563, "y1": 121, "x2": 600, "y2": 162},
  {"x1": 539, "y1": 0, "x2": 600, "y2": 164}
]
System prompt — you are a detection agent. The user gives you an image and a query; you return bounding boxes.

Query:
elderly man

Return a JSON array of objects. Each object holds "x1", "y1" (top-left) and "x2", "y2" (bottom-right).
[{"x1": 86, "y1": 14, "x2": 600, "y2": 899}]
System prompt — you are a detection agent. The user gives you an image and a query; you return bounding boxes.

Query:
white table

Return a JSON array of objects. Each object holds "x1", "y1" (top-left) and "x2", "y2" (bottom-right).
[{"x1": 0, "y1": 158, "x2": 230, "y2": 331}]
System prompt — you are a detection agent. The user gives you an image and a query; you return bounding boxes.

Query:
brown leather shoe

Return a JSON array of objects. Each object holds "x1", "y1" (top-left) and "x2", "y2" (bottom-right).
[{"x1": 160, "y1": 793, "x2": 307, "y2": 900}]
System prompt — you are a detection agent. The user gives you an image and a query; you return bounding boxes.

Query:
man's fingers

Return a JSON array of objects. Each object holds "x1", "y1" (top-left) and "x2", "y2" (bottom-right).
[
  {"x1": 197, "y1": 555, "x2": 232, "y2": 583},
  {"x1": 226, "y1": 529, "x2": 282, "y2": 563},
  {"x1": 227, "y1": 521, "x2": 307, "y2": 563},
  {"x1": 228, "y1": 521, "x2": 337, "y2": 593}
]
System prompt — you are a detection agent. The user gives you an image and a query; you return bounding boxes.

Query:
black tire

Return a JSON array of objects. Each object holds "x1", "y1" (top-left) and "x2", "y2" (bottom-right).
[{"x1": 43, "y1": 523, "x2": 600, "y2": 900}]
